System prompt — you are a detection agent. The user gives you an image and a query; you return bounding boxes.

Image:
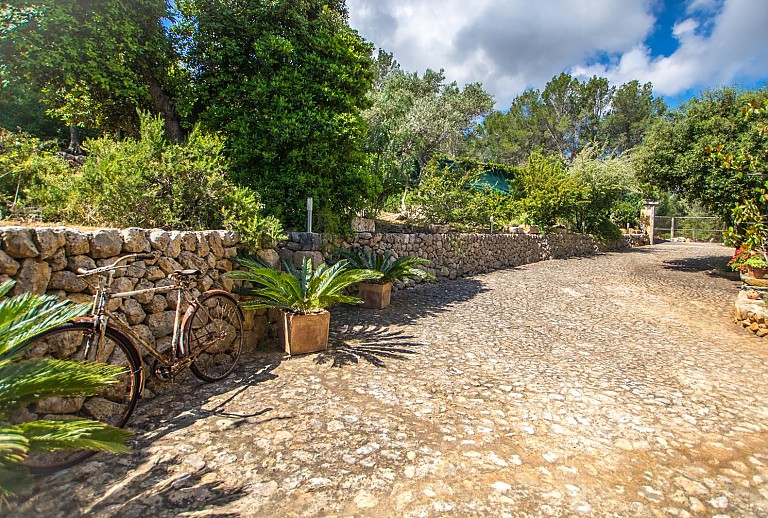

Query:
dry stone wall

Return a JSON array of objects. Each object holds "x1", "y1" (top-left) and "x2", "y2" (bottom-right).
[
  {"x1": 0, "y1": 226, "x2": 270, "y2": 367},
  {"x1": 278, "y1": 230, "x2": 605, "y2": 288},
  {"x1": 1, "y1": 225, "x2": 646, "y2": 360},
  {"x1": 734, "y1": 290, "x2": 768, "y2": 338}
]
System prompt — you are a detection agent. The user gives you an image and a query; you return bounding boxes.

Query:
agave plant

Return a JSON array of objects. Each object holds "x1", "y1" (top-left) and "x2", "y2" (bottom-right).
[
  {"x1": 226, "y1": 257, "x2": 382, "y2": 313},
  {"x1": 335, "y1": 248, "x2": 434, "y2": 284},
  {"x1": 0, "y1": 281, "x2": 131, "y2": 504}
]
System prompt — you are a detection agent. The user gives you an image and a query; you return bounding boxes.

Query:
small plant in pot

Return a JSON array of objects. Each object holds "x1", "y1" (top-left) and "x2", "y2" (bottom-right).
[
  {"x1": 729, "y1": 246, "x2": 768, "y2": 279},
  {"x1": 335, "y1": 248, "x2": 434, "y2": 309},
  {"x1": 225, "y1": 257, "x2": 381, "y2": 355}
]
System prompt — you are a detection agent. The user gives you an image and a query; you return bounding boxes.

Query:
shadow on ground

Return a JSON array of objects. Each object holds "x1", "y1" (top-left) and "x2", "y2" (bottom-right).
[
  {"x1": 661, "y1": 254, "x2": 738, "y2": 280},
  {"x1": 14, "y1": 354, "x2": 282, "y2": 517},
  {"x1": 320, "y1": 277, "x2": 485, "y2": 368}
]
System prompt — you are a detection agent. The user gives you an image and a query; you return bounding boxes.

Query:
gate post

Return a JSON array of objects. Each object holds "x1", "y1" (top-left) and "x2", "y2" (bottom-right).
[{"x1": 641, "y1": 201, "x2": 659, "y2": 244}]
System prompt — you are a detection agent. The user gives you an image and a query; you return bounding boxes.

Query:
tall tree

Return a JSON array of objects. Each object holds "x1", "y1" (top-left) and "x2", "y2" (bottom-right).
[
  {"x1": 0, "y1": 0, "x2": 184, "y2": 146},
  {"x1": 364, "y1": 54, "x2": 494, "y2": 211},
  {"x1": 603, "y1": 80, "x2": 666, "y2": 154},
  {"x1": 634, "y1": 86, "x2": 767, "y2": 222},
  {"x1": 175, "y1": 0, "x2": 375, "y2": 229}
]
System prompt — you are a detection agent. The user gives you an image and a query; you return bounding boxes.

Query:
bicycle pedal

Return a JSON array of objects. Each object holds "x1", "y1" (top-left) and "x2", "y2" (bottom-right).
[{"x1": 153, "y1": 363, "x2": 173, "y2": 381}]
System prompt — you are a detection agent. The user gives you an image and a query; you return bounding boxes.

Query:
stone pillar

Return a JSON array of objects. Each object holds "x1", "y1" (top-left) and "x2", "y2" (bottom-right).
[{"x1": 641, "y1": 201, "x2": 659, "y2": 244}]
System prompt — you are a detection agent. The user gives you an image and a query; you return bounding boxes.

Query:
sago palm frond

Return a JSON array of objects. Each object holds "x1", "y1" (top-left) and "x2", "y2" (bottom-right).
[
  {"x1": 0, "y1": 281, "x2": 90, "y2": 361},
  {"x1": 336, "y1": 248, "x2": 434, "y2": 283},
  {"x1": 226, "y1": 257, "x2": 381, "y2": 313},
  {"x1": 6, "y1": 420, "x2": 131, "y2": 454},
  {"x1": 0, "y1": 358, "x2": 126, "y2": 417}
]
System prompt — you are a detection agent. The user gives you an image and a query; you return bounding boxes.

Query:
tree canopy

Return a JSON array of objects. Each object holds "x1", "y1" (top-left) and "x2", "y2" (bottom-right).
[{"x1": 634, "y1": 86, "x2": 768, "y2": 223}]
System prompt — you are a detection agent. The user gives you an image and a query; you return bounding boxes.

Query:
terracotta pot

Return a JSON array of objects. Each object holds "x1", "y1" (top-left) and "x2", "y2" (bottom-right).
[
  {"x1": 358, "y1": 281, "x2": 392, "y2": 309},
  {"x1": 748, "y1": 266, "x2": 768, "y2": 279},
  {"x1": 278, "y1": 310, "x2": 330, "y2": 355}
]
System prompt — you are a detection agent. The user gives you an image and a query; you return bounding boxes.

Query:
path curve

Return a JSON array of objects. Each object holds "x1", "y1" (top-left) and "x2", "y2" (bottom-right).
[{"x1": 16, "y1": 243, "x2": 768, "y2": 517}]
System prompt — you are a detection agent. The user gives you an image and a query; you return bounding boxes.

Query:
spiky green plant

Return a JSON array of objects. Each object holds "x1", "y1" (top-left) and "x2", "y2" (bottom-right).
[
  {"x1": 0, "y1": 281, "x2": 132, "y2": 505},
  {"x1": 226, "y1": 257, "x2": 382, "y2": 313},
  {"x1": 335, "y1": 248, "x2": 434, "y2": 284}
]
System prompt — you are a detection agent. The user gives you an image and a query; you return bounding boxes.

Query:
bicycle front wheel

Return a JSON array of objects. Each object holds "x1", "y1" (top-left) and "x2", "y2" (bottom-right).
[
  {"x1": 18, "y1": 321, "x2": 143, "y2": 473},
  {"x1": 184, "y1": 291, "x2": 244, "y2": 382}
]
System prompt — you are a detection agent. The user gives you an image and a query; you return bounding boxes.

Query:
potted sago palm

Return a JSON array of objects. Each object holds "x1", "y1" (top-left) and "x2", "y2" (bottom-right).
[
  {"x1": 335, "y1": 248, "x2": 434, "y2": 309},
  {"x1": 226, "y1": 258, "x2": 381, "y2": 355}
]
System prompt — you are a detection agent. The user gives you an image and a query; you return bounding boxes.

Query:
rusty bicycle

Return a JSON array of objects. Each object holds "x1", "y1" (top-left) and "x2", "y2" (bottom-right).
[{"x1": 20, "y1": 253, "x2": 244, "y2": 471}]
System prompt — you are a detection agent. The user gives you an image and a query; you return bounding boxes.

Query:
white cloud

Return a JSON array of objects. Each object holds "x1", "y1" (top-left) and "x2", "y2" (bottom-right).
[
  {"x1": 347, "y1": 0, "x2": 768, "y2": 109},
  {"x1": 573, "y1": 0, "x2": 768, "y2": 95}
]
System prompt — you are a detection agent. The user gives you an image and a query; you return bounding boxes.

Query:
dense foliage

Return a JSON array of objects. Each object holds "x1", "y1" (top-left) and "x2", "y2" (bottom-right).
[
  {"x1": 364, "y1": 51, "x2": 494, "y2": 213},
  {"x1": 175, "y1": 0, "x2": 376, "y2": 230},
  {"x1": 1, "y1": 114, "x2": 282, "y2": 248},
  {"x1": 634, "y1": 86, "x2": 768, "y2": 223},
  {"x1": 470, "y1": 73, "x2": 665, "y2": 165}
]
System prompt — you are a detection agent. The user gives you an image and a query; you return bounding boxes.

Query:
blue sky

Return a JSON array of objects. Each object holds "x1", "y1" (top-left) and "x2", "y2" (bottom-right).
[{"x1": 347, "y1": 0, "x2": 768, "y2": 110}]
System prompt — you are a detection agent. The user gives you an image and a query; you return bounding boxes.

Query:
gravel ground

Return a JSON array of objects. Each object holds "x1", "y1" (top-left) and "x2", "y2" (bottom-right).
[{"x1": 14, "y1": 242, "x2": 768, "y2": 517}]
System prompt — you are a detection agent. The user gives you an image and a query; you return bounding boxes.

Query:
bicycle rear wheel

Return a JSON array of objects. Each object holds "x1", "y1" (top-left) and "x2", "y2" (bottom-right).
[
  {"x1": 184, "y1": 291, "x2": 244, "y2": 382},
  {"x1": 18, "y1": 321, "x2": 143, "y2": 472}
]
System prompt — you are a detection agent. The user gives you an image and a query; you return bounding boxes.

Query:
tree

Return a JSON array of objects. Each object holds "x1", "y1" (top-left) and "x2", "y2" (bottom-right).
[
  {"x1": 603, "y1": 80, "x2": 666, "y2": 154},
  {"x1": 364, "y1": 54, "x2": 494, "y2": 212},
  {"x1": 0, "y1": 281, "x2": 130, "y2": 504},
  {"x1": 0, "y1": 0, "x2": 184, "y2": 146},
  {"x1": 175, "y1": 0, "x2": 376, "y2": 230},
  {"x1": 470, "y1": 73, "x2": 665, "y2": 165},
  {"x1": 635, "y1": 86, "x2": 767, "y2": 223},
  {"x1": 569, "y1": 145, "x2": 639, "y2": 237}
]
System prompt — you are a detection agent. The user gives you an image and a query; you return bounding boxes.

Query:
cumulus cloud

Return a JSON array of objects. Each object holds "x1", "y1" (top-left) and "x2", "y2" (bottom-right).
[
  {"x1": 572, "y1": 0, "x2": 768, "y2": 95},
  {"x1": 347, "y1": 0, "x2": 768, "y2": 109}
]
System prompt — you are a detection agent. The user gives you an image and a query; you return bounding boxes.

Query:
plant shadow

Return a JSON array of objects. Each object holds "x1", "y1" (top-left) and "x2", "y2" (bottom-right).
[{"x1": 316, "y1": 324, "x2": 427, "y2": 368}]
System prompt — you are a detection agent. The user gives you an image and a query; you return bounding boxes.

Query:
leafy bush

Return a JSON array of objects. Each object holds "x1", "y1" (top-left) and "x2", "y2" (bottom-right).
[
  {"x1": 412, "y1": 156, "x2": 520, "y2": 228},
  {"x1": 0, "y1": 129, "x2": 69, "y2": 217},
  {"x1": 516, "y1": 152, "x2": 581, "y2": 227},
  {"x1": 23, "y1": 112, "x2": 283, "y2": 249}
]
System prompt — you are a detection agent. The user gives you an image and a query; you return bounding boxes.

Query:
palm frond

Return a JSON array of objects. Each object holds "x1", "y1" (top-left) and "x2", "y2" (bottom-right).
[
  {"x1": 0, "y1": 432, "x2": 29, "y2": 466},
  {"x1": 0, "y1": 358, "x2": 126, "y2": 416},
  {"x1": 7, "y1": 420, "x2": 131, "y2": 454},
  {"x1": 0, "y1": 283, "x2": 90, "y2": 360},
  {"x1": 334, "y1": 248, "x2": 434, "y2": 283},
  {"x1": 226, "y1": 256, "x2": 381, "y2": 313}
]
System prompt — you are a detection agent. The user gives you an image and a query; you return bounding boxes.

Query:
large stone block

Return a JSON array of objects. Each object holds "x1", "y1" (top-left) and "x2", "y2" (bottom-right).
[
  {"x1": 13, "y1": 258, "x2": 51, "y2": 295},
  {"x1": 121, "y1": 228, "x2": 151, "y2": 253},
  {"x1": 48, "y1": 271, "x2": 88, "y2": 292},
  {"x1": 90, "y1": 229, "x2": 123, "y2": 259},
  {"x1": 148, "y1": 229, "x2": 170, "y2": 252},
  {"x1": 146, "y1": 311, "x2": 176, "y2": 338},
  {"x1": 34, "y1": 228, "x2": 66, "y2": 260},
  {"x1": 64, "y1": 229, "x2": 90, "y2": 255},
  {"x1": 2, "y1": 227, "x2": 39, "y2": 258},
  {"x1": 0, "y1": 250, "x2": 20, "y2": 275}
]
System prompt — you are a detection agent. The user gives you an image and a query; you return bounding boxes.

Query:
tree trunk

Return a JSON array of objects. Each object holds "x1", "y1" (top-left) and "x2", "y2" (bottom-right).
[
  {"x1": 66, "y1": 126, "x2": 81, "y2": 155},
  {"x1": 147, "y1": 76, "x2": 183, "y2": 142}
]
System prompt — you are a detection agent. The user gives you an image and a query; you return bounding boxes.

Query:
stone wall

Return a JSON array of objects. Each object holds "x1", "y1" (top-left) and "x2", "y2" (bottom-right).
[
  {"x1": 1, "y1": 225, "x2": 647, "y2": 360},
  {"x1": 0, "y1": 226, "x2": 271, "y2": 363},
  {"x1": 278, "y1": 230, "x2": 601, "y2": 287},
  {"x1": 734, "y1": 290, "x2": 768, "y2": 338}
]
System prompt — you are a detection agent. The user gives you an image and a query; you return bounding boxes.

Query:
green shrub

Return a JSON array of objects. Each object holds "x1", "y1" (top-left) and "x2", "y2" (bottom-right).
[
  {"x1": 516, "y1": 152, "x2": 581, "y2": 228},
  {"x1": 24, "y1": 112, "x2": 283, "y2": 247},
  {"x1": 0, "y1": 129, "x2": 69, "y2": 217}
]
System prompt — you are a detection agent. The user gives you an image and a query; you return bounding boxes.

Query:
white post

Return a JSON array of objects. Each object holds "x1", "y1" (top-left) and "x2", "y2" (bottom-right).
[
  {"x1": 490, "y1": 216, "x2": 494, "y2": 235},
  {"x1": 306, "y1": 197, "x2": 313, "y2": 234},
  {"x1": 670, "y1": 217, "x2": 675, "y2": 239}
]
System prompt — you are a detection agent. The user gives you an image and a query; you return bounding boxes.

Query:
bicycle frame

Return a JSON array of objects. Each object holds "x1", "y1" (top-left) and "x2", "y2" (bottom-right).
[{"x1": 78, "y1": 254, "x2": 207, "y2": 379}]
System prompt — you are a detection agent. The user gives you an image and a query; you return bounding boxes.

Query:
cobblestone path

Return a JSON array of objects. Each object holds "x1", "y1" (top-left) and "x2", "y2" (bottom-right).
[{"x1": 16, "y1": 243, "x2": 768, "y2": 517}]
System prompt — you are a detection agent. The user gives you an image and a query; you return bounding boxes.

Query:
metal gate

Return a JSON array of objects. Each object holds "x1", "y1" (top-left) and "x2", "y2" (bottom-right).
[{"x1": 653, "y1": 216, "x2": 725, "y2": 242}]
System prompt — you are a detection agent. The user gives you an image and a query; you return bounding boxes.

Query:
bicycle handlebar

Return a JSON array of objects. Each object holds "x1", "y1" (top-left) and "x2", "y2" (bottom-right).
[{"x1": 77, "y1": 253, "x2": 156, "y2": 276}]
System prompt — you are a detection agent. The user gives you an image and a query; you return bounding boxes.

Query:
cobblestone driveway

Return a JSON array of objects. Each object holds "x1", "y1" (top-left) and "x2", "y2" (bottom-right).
[{"x1": 16, "y1": 243, "x2": 768, "y2": 517}]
